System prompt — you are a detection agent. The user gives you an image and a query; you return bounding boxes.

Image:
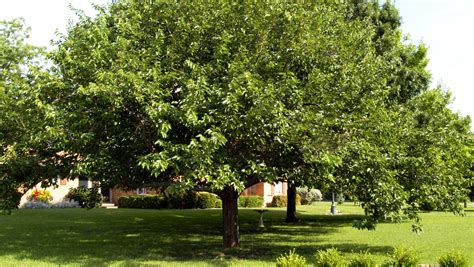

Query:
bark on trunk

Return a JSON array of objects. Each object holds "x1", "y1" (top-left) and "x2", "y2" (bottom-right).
[
  {"x1": 221, "y1": 186, "x2": 240, "y2": 248},
  {"x1": 285, "y1": 184, "x2": 299, "y2": 223}
]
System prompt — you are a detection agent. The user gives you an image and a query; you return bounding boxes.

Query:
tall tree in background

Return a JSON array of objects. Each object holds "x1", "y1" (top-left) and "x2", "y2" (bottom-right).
[{"x1": 0, "y1": 19, "x2": 65, "y2": 212}]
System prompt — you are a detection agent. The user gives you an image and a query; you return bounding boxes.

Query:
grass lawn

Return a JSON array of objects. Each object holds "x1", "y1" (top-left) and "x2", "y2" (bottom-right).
[{"x1": 0, "y1": 202, "x2": 473, "y2": 266}]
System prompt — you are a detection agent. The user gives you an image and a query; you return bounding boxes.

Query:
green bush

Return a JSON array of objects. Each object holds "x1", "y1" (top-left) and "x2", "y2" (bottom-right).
[
  {"x1": 385, "y1": 246, "x2": 420, "y2": 267},
  {"x1": 166, "y1": 190, "x2": 197, "y2": 209},
  {"x1": 297, "y1": 187, "x2": 322, "y2": 205},
  {"x1": 314, "y1": 248, "x2": 346, "y2": 267},
  {"x1": 238, "y1": 196, "x2": 264, "y2": 207},
  {"x1": 196, "y1": 192, "x2": 221, "y2": 209},
  {"x1": 270, "y1": 195, "x2": 301, "y2": 207},
  {"x1": 118, "y1": 195, "x2": 166, "y2": 209},
  {"x1": 438, "y1": 251, "x2": 468, "y2": 267},
  {"x1": 66, "y1": 187, "x2": 102, "y2": 209},
  {"x1": 349, "y1": 251, "x2": 377, "y2": 267},
  {"x1": 276, "y1": 249, "x2": 306, "y2": 267},
  {"x1": 119, "y1": 191, "x2": 221, "y2": 209}
]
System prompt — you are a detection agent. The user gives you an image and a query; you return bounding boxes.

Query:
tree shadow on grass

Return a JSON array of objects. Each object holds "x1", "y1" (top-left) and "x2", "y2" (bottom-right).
[{"x1": 0, "y1": 208, "x2": 393, "y2": 265}]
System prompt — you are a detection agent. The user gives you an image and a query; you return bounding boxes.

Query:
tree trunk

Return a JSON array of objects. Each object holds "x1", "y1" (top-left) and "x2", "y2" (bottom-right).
[
  {"x1": 221, "y1": 186, "x2": 240, "y2": 248},
  {"x1": 285, "y1": 184, "x2": 299, "y2": 223}
]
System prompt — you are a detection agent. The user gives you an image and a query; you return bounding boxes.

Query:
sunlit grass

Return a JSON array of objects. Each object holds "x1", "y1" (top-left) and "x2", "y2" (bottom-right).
[{"x1": 0, "y1": 202, "x2": 473, "y2": 266}]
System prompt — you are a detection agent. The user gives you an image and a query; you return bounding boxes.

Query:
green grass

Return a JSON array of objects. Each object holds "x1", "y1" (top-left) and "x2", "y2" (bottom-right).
[{"x1": 0, "y1": 202, "x2": 473, "y2": 266}]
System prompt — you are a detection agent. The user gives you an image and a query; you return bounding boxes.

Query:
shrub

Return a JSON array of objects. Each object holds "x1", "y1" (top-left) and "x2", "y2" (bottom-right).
[
  {"x1": 238, "y1": 196, "x2": 264, "y2": 207},
  {"x1": 118, "y1": 195, "x2": 166, "y2": 209},
  {"x1": 22, "y1": 200, "x2": 80, "y2": 209},
  {"x1": 385, "y1": 246, "x2": 420, "y2": 267},
  {"x1": 270, "y1": 195, "x2": 301, "y2": 207},
  {"x1": 314, "y1": 248, "x2": 346, "y2": 267},
  {"x1": 196, "y1": 192, "x2": 221, "y2": 209},
  {"x1": 22, "y1": 201, "x2": 51, "y2": 209},
  {"x1": 119, "y1": 191, "x2": 221, "y2": 209},
  {"x1": 166, "y1": 190, "x2": 198, "y2": 209},
  {"x1": 50, "y1": 200, "x2": 80, "y2": 208},
  {"x1": 297, "y1": 187, "x2": 322, "y2": 205},
  {"x1": 349, "y1": 251, "x2": 377, "y2": 267},
  {"x1": 66, "y1": 187, "x2": 102, "y2": 209},
  {"x1": 276, "y1": 249, "x2": 306, "y2": 267},
  {"x1": 438, "y1": 251, "x2": 468, "y2": 267}
]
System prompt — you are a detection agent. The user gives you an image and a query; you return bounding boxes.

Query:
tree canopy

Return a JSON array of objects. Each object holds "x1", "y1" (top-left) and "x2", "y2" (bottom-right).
[{"x1": 1, "y1": 1, "x2": 472, "y2": 247}]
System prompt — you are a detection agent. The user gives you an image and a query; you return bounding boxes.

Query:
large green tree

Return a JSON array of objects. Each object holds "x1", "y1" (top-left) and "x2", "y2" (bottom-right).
[{"x1": 49, "y1": 1, "x2": 390, "y2": 247}]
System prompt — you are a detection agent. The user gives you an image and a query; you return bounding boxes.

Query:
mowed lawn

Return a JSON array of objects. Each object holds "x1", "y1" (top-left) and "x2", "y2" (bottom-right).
[{"x1": 0, "y1": 202, "x2": 473, "y2": 266}]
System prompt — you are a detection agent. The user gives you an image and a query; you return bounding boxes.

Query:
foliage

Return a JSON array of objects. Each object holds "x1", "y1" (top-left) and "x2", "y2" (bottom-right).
[
  {"x1": 196, "y1": 192, "x2": 222, "y2": 209},
  {"x1": 0, "y1": 181, "x2": 21, "y2": 214},
  {"x1": 21, "y1": 201, "x2": 50, "y2": 209},
  {"x1": 28, "y1": 188, "x2": 52, "y2": 203},
  {"x1": 275, "y1": 249, "x2": 306, "y2": 267},
  {"x1": 66, "y1": 187, "x2": 102, "y2": 209},
  {"x1": 1, "y1": 19, "x2": 66, "y2": 214},
  {"x1": 270, "y1": 195, "x2": 301, "y2": 208},
  {"x1": 349, "y1": 251, "x2": 378, "y2": 267},
  {"x1": 1, "y1": 0, "x2": 471, "y2": 248},
  {"x1": 165, "y1": 190, "x2": 198, "y2": 209},
  {"x1": 296, "y1": 187, "x2": 322, "y2": 205},
  {"x1": 271, "y1": 196, "x2": 288, "y2": 208},
  {"x1": 119, "y1": 193, "x2": 219, "y2": 209},
  {"x1": 238, "y1": 196, "x2": 264, "y2": 208},
  {"x1": 22, "y1": 200, "x2": 80, "y2": 209},
  {"x1": 314, "y1": 248, "x2": 346, "y2": 267},
  {"x1": 385, "y1": 246, "x2": 420, "y2": 267},
  {"x1": 118, "y1": 195, "x2": 166, "y2": 209},
  {"x1": 438, "y1": 251, "x2": 469, "y2": 267}
]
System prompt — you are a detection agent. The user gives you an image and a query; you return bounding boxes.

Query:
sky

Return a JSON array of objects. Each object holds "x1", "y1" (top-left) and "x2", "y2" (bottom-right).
[{"x1": 1, "y1": 0, "x2": 473, "y2": 130}]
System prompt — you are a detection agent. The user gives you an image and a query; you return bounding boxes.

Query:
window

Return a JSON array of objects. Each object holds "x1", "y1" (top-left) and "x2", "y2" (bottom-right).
[
  {"x1": 137, "y1": 188, "x2": 146, "y2": 195},
  {"x1": 274, "y1": 182, "x2": 282, "y2": 195},
  {"x1": 79, "y1": 177, "x2": 90, "y2": 188}
]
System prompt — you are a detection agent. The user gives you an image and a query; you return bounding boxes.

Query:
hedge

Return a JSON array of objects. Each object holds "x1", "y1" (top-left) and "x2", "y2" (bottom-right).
[
  {"x1": 270, "y1": 194, "x2": 301, "y2": 207},
  {"x1": 118, "y1": 195, "x2": 166, "y2": 209},
  {"x1": 118, "y1": 191, "x2": 221, "y2": 209},
  {"x1": 238, "y1": 196, "x2": 265, "y2": 207}
]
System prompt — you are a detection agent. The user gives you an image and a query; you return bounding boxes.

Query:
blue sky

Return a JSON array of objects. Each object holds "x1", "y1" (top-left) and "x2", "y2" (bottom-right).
[{"x1": 1, "y1": 1, "x2": 472, "y2": 130}]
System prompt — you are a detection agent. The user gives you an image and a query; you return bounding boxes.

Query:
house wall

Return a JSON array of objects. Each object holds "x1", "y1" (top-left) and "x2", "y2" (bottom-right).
[
  {"x1": 242, "y1": 181, "x2": 288, "y2": 207},
  {"x1": 19, "y1": 178, "x2": 81, "y2": 206}
]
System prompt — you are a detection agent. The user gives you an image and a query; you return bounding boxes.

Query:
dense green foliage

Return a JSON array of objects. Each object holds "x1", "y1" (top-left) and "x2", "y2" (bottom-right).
[
  {"x1": 385, "y1": 246, "x2": 420, "y2": 267},
  {"x1": 195, "y1": 192, "x2": 222, "y2": 209},
  {"x1": 66, "y1": 187, "x2": 102, "y2": 209},
  {"x1": 1, "y1": 0, "x2": 472, "y2": 247},
  {"x1": 238, "y1": 196, "x2": 264, "y2": 208},
  {"x1": 270, "y1": 195, "x2": 301, "y2": 208},
  {"x1": 275, "y1": 249, "x2": 306, "y2": 267},
  {"x1": 349, "y1": 251, "x2": 378, "y2": 267},
  {"x1": 438, "y1": 251, "x2": 469, "y2": 267},
  {"x1": 0, "y1": 19, "x2": 64, "y2": 213},
  {"x1": 117, "y1": 190, "x2": 224, "y2": 209},
  {"x1": 314, "y1": 248, "x2": 346, "y2": 267},
  {"x1": 118, "y1": 195, "x2": 166, "y2": 209},
  {"x1": 297, "y1": 187, "x2": 322, "y2": 205}
]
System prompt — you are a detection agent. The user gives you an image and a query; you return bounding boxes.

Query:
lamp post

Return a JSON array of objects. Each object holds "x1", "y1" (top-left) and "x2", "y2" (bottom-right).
[{"x1": 330, "y1": 190, "x2": 337, "y2": 215}]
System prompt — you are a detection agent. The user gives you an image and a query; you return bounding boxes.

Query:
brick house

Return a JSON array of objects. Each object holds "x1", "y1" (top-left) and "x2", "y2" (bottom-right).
[{"x1": 241, "y1": 181, "x2": 288, "y2": 206}]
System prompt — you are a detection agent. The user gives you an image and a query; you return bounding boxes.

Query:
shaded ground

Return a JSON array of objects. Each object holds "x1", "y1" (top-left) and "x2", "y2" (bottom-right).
[{"x1": 0, "y1": 202, "x2": 472, "y2": 266}]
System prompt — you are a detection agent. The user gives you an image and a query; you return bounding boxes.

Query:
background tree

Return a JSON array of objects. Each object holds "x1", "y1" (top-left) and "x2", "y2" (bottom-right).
[{"x1": 0, "y1": 19, "x2": 64, "y2": 213}]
